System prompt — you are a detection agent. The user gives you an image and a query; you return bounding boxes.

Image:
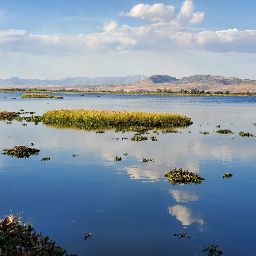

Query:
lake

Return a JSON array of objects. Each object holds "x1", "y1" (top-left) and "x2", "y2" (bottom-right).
[{"x1": 0, "y1": 93, "x2": 256, "y2": 255}]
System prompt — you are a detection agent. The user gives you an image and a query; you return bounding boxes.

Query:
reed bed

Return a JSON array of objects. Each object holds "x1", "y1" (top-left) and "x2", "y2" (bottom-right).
[
  {"x1": 42, "y1": 109, "x2": 192, "y2": 130},
  {"x1": 22, "y1": 93, "x2": 63, "y2": 99}
]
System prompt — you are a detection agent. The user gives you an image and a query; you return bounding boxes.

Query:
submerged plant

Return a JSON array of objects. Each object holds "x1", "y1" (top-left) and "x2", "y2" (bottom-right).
[
  {"x1": 2, "y1": 146, "x2": 40, "y2": 158},
  {"x1": 0, "y1": 215, "x2": 75, "y2": 256},
  {"x1": 216, "y1": 129, "x2": 233, "y2": 134},
  {"x1": 202, "y1": 245, "x2": 223, "y2": 256},
  {"x1": 165, "y1": 168, "x2": 204, "y2": 185},
  {"x1": 200, "y1": 131, "x2": 209, "y2": 135},
  {"x1": 239, "y1": 131, "x2": 255, "y2": 137}
]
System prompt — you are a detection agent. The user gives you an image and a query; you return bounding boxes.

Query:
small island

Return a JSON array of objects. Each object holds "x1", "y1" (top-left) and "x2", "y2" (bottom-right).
[{"x1": 22, "y1": 93, "x2": 63, "y2": 99}]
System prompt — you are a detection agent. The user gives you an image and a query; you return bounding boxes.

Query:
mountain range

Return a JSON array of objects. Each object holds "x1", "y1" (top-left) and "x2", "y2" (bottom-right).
[{"x1": 1, "y1": 74, "x2": 256, "y2": 93}]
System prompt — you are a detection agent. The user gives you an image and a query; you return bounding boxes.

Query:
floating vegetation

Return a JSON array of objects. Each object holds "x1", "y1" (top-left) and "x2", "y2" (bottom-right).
[
  {"x1": 2, "y1": 146, "x2": 40, "y2": 158},
  {"x1": 96, "y1": 130, "x2": 105, "y2": 134},
  {"x1": 174, "y1": 232, "x2": 191, "y2": 239},
  {"x1": 202, "y1": 245, "x2": 223, "y2": 256},
  {"x1": 22, "y1": 93, "x2": 63, "y2": 99},
  {"x1": 131, "y1": 134, "x2": 148, "y2": 142},
  {"x1": 216, "y1": 125, "x2": 221, "y2": 128},
  {"x1": 42, "y1": 109, "x2": 192, "y2": 131},
  {"x1": 142, "y1": 158, "x2": 154, "y2": 163},
  {"x1": 84, "y1": 232, "x2": 92, "y2": 240},
  {"x1": 41, "y1": 157, "x2": 50, "y2": 161},
  {"x1": 115, "y1": 156, "x2": 122, "y2": 161},
  {"x1": 150, "y1": 136, "x2": 158, "y2": 141},
  {"x1": 200, "y1": 131, "x2": 209, "y2": 135},
  {"x1": 0, "y1": 111, "x2": 19, "y2": 121},
  {"x1": 0, "y1": 215, "x2": 74, "y2": 256},
  {"x1": 162, "y1": 129, "x2": 179, "y2": 134},
  {"x1": 165, "y1": 168, "x2": 205, "y2": 185},
  {"x1": 223, "y1": 173, "x2": 233, "y2": 179},
  {"x1": 216, "y1": 129, "x2": 234, "y2": 134},
  {"x1": 239, "y1": 131, "x2": 255, "y2": 137}
]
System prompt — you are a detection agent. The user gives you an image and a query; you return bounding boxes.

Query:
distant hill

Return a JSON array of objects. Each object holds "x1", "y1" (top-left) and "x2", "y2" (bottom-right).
[
  {"x1": 149, "y1": 75, "x2": 178, "y2": 84},
  {"x1": 0, "y1": 75, "x2": 146, "y2": 87}
]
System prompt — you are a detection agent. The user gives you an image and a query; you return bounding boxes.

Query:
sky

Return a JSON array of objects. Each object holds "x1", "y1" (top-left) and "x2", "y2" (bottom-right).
[{"x1": 0, "y1": 0, "x2": 255, "y2": 79}]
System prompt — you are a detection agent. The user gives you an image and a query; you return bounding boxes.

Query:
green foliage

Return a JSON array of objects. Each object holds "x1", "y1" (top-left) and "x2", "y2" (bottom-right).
[
  {"x1": 2, "y1": 146, "x2": 40, "y2": 158},
  {"x1": 0, "y1": 215, "x2": 75, "y2": 256},
  {"x1": 165, "y1": 168, "x2": 205, "y2": 185}
]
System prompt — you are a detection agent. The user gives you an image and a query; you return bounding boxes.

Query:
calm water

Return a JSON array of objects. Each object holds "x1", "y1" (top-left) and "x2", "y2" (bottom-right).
[{"x1": 0, "y1": 93, "x2": 256, "y2": 255}]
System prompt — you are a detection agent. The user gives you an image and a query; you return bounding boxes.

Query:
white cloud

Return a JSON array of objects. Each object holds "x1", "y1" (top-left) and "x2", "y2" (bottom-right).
[
  {"x1": 103, "y1": 20, "x2": 118, "y2": 32},
  {"x1": 190, "y1": 11, "x2": 205, "y2": 24},
  {"x1": 123, "y1": 3, "x2": 175, "y2": 21},
  {"x1": 170, "y1": 190, "x2": 199, "y2": 203},
  {"x1": 178, "y1": 0, "x2": 194, "y2": 20}
]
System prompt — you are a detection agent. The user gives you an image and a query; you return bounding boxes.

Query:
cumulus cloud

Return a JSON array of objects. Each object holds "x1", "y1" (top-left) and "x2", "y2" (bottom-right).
[
  {"x1": 123, "y1": 3, "x2": 175, "y2": 21},
  {"x1": 0, "y1": 1, "x2": 255, "y2": 55}
]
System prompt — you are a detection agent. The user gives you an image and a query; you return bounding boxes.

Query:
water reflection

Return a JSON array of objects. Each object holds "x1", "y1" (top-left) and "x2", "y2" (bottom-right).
[
  {"x1": 169, "y1": 205, "x2": 205, "y2": 227},
  {"x1": 170, "y1": 190, "x2": 199, "y2": 203}
]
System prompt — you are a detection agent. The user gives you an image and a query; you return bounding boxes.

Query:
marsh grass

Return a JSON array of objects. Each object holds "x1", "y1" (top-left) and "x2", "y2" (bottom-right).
[
  {"x1": 42, "y1": 110, "x2": 192, "y2": 131},
  {"x1": 22, "y1": 93, "x2": 63, "y2": 99},
  {"x1": 0, "y1": 215, "x2": 74, "y2": 256},
  {"x1": 165, "y1": 168, "x2": 205, "y2": 185}
]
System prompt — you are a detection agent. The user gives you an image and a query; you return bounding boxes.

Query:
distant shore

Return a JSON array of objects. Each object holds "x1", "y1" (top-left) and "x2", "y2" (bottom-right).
[{"x1": 0, "y1": 88, "x2": 256, "y2": 97}]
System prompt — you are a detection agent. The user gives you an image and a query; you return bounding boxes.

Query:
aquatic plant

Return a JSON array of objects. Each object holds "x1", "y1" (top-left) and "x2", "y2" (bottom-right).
[
  {"x1": 239, "y1": 131, "x2": 255, "y2": 137},
  {"x1": 22, "y1": 93, "x2": 63, "y2": 99},
  {"x1": 115, "y1": 156, "x2": 122, "y2": 161},
  {"x1": 0, "y1": 215, "x2": 75, "y2": 256},
  {"x1": 0, "y1": 111, "x2": 19, "y2": 121},
  {"x1": 162, "y1": 129, "x2": 179, "y2": 134},
  {"x1": 200, "y1": 131, "x2": 209, "y2": 135},
  {"x1": 174, "y1": 233, "x2": 191, "y2": 239},
  {"x1": 2, "y1": 146, "x2": 40, "y2": 158},
  {"x1": 84, "y1": 232, "x2": 92, "y2": 240},
  {"x1": 42, "y1": 110, "x2": 192, "y2": 130},
  {"x1": 223, "y1": 173, "x2": 233, "y2": 179},
  {"x1": 131, "y1": 134, "x2": 148, "y2": 142},
  {"x1": 150, "y1": 136, "x2": 158, "y2": 141},
  {"x1": 41, "y1": 157, "x2": 50, "y2": 161},
  {"x1": 202, "y1": 245, "x2": 223, "y2": 256},
  {"x1": 142, "y1": 158, "x2": 154, "y2": 163},
  {"x1": 216, "y1": 129, "x2": 233, "y2": 134},
  {"x1": 165, "y1": 168, "x2": 205, "y2": 185}
]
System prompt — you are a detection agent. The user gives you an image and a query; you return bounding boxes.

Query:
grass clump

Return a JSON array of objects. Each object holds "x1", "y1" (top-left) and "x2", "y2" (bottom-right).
[
  {"x1": 0, "y1": 215, "x2": 75, "y2": 256},
  {"x1": 239, "y1": 131, "x2": 255, "y2": 137},
  {"x1": 0, "y1": 111, "x2": 19, "y2": 121},
  {"x1": 165, "y1": 168, "x2": 204, "y2": 185},
  {"x1": 22, "y1": 93, "x2": 63, "y2": 99},
  {"x1": 216, "y1": 129, "x2": 233, "y2": 134},
  {"x1": 42, "y1": 109, "x2": 192, "y2": 131},
  {"x1": 2, "y1": 146, "x2": 40, "y2": 158}
]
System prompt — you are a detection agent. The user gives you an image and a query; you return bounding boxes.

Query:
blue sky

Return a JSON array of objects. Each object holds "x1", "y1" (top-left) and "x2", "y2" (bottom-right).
[{"x1": 0, "y1": 0, "x2": 255, "y2": 79}]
